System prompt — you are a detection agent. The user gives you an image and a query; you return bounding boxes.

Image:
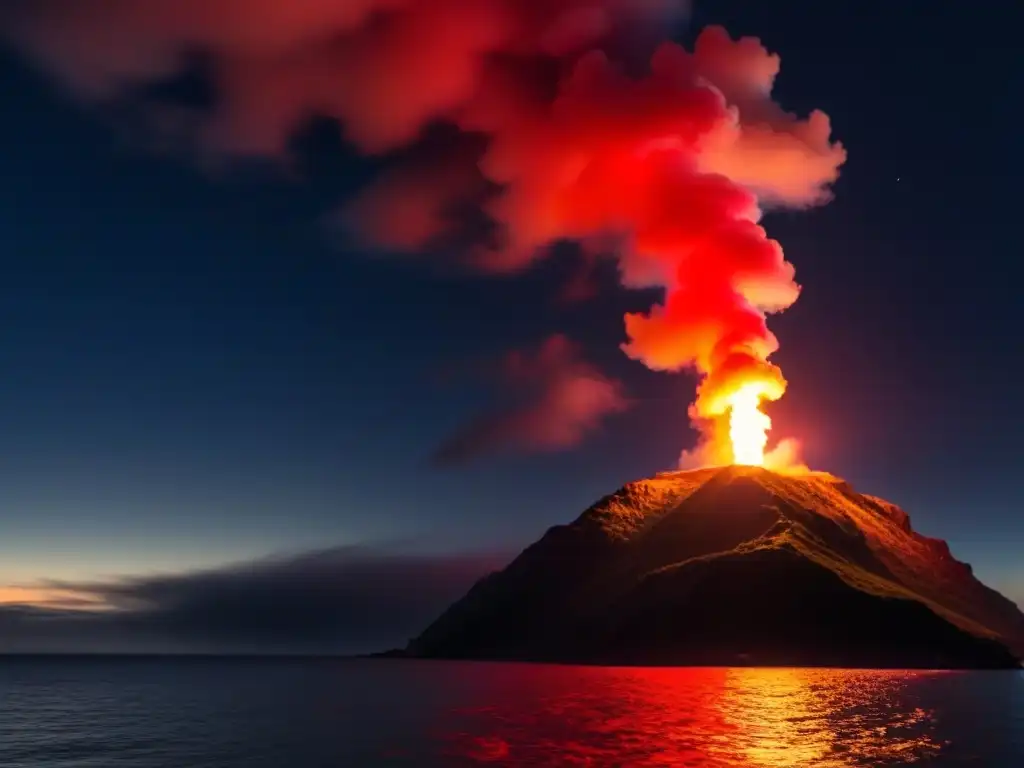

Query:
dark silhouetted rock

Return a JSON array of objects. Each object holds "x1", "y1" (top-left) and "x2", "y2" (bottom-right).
[{"x1": 408, "y1": 467, "x2": 1023, "y2": 668}]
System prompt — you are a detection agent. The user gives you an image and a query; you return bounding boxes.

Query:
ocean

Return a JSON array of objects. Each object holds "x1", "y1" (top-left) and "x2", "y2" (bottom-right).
[{"x1": 1, "y1": 657, "x2": 1022, "y2": 766}]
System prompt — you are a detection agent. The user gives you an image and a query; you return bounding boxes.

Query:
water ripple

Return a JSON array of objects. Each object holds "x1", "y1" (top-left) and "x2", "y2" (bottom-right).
[{"x1": 1, "y1": 659, "x2": 1021, "y2": 767}]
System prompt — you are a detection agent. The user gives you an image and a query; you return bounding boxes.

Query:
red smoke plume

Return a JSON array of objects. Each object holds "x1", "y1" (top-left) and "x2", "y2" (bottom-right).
[
  {"x1": 433, "y1": 334, "x2": 628, "y2": 464},
  {"x1": 2, "y1": 1, "x2": 844, "y2": 463}
]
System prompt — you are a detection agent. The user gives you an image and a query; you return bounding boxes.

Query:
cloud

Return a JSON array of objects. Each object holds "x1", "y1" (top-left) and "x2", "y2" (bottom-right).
[
  {"x1": 0, "y1": 585, "x2": 108, "y2": 610},
  {"x1": 0, "y1": 547, "x2": 506, "y2": 654},
  {"x1": 689, "y1": 26, "x2": 846, "y2": 207},
  {"x1": 433, "y1": 334, "x2": 628, "y2": 464},
  {"x1": 1, "y1": 1, "x2": 673, "y2": 155},
  {"x1": 1, "y1": 5, "x2": 843, "y2": 465},
  {"x1": 337, "y1": 131, "x2": 490, "y2": 253}
]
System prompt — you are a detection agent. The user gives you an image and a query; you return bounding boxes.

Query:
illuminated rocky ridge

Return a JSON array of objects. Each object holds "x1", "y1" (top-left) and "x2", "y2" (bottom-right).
[{"x1": 409, "y1": 467, "x2": 1023, "y2": 668}]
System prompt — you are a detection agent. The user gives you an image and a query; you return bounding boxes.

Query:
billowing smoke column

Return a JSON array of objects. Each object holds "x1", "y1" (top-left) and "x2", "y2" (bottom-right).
[{"x1": 2, "y1": 1, "x2": 844, "y2": 466}]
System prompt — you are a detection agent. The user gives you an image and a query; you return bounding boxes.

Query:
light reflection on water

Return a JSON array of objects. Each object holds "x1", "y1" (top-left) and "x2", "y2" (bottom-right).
[
  {"x1": 445, "y1": 667, "x2": 949, "y2": 766},
  {"x1": 1, "y1": 658, "x2": 1020, "y2": 766},
  {"x1": 715, "y1": 669, "x2": 940, "y2": 766}
]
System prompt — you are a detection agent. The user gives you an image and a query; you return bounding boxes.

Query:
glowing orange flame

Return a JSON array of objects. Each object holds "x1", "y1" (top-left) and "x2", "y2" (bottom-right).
[{"x1": 727, "y1": 383, "x2": 772, "y2": 466}]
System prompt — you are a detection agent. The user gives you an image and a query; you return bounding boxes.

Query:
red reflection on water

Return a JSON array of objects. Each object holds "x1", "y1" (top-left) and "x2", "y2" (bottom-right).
[{"x1": 442, "y1": 665, "x2": 944, "y2": 767}]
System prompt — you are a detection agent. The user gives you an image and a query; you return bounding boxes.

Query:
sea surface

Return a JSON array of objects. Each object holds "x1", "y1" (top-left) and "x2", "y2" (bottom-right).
[{"x1": 1, "y1": 657, "x2": 1023, "y2": 767}]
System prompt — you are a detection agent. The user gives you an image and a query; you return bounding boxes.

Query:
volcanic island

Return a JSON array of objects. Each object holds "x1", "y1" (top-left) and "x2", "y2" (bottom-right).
[{"x1": 402, "y1": 466, "x2": 1023, "y2": 669}]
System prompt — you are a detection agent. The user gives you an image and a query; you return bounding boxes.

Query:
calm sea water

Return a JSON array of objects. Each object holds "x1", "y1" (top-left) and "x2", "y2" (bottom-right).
[{"x1": 1, "y1": 658, "x2": 1022, "y2": 767}]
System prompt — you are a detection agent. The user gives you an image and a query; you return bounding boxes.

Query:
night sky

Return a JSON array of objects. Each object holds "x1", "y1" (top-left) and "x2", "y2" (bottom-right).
[{"x1": 0, "y1": 2, "x2": 1022, "y2": 652}]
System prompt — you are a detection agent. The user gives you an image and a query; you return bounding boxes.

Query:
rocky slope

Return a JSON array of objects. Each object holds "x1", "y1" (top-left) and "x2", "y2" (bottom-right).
[{"x1": 408, "y1": 467, "x2": 1023, "y2": 668}]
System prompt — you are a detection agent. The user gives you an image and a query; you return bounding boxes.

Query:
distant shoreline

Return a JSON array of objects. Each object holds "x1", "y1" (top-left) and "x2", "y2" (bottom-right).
[{"x1": 0, "y1": 652, "x2": 1017, "y2": 671}]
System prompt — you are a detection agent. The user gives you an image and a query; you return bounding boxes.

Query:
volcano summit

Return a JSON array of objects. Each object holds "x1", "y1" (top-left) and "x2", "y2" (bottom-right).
[{"x1": 408, "y1": 467, "x2": 1023, "y2": 668}]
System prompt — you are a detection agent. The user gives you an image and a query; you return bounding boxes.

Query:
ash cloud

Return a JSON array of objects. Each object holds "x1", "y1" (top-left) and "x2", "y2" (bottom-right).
[
  {"x1": 0, "y1": 547, "x2": 506, "y2": 654},
  {"x1": 1, "y1": 1, "x2": 845, "y2": 462},
  {"x1": 434, "y1": 334, "x2": 628, "y2": 465}
]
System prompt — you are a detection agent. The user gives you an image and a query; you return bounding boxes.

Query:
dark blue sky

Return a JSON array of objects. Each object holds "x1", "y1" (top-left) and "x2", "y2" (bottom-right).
[{"x1": 0, "y1": 1, "x2": 1022, "y2": 616}]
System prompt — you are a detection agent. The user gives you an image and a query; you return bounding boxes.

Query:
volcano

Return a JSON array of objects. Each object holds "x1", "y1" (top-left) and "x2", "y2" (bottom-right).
[{"x1": 408, "y1": 467, "x2": 1023, "y2": 668}]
